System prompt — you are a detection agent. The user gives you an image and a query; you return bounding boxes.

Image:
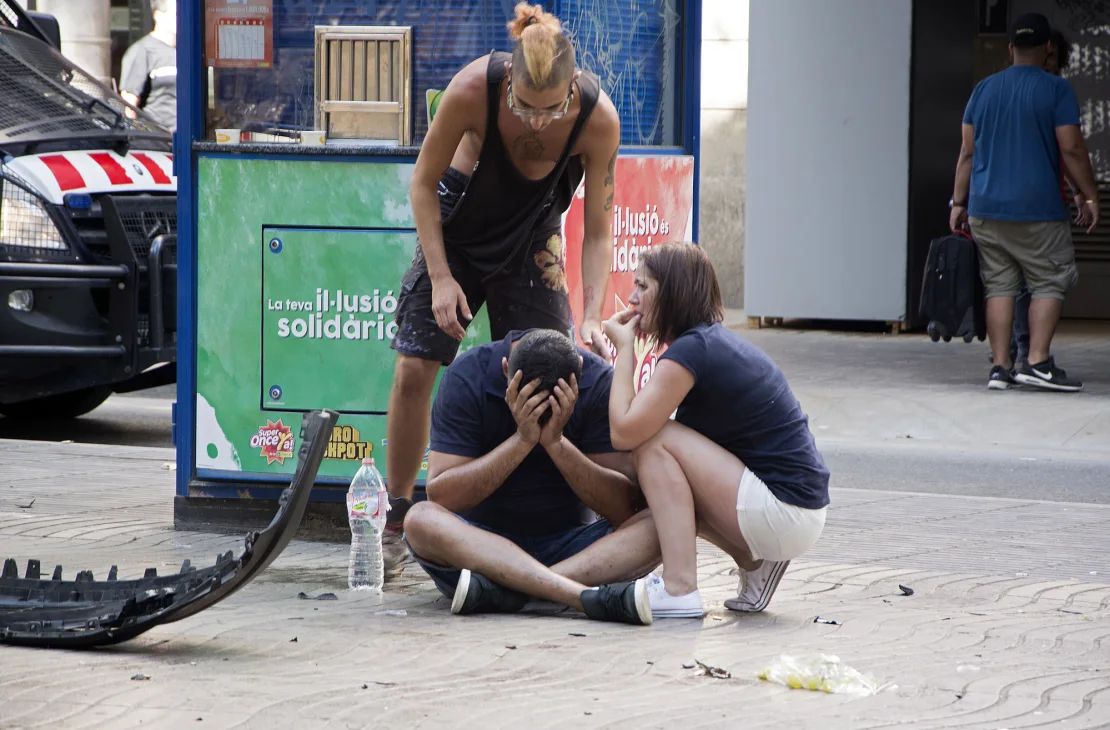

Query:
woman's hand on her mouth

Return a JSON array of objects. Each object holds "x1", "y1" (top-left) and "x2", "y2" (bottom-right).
[{"x1": 602, "y1": 307, "x2": 640, "y2": 352}]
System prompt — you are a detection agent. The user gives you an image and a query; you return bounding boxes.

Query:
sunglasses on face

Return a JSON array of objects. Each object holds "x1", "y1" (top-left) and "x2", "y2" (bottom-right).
[{"x1": 506, "y1": 78, "x2": 574, "y2": 121}]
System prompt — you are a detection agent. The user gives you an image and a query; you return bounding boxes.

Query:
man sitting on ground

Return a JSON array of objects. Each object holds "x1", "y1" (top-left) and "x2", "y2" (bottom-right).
[{"x1": 403, "y1": 329, "x2": 659, "y2": 624}]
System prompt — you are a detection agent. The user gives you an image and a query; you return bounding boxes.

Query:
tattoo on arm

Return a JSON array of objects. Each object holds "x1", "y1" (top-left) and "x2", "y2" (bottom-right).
[
  {"x1": 583, "y1": 284, "x2": 596, "y2": 312},
  {"x1": 603, "y1": 148, "x2": 617, "y2": 212},
  {"x1": 604, "y1": 148, "x2": 616, "y2": 186}
]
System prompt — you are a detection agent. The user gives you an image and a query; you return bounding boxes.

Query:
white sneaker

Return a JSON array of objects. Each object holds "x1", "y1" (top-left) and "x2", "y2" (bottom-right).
[
  {"x1": 724, "y1": 560, "x2": 790, "y2": 613},
  {"x1": 645, "y1": 574, "x2": 704, "y2": 618}
]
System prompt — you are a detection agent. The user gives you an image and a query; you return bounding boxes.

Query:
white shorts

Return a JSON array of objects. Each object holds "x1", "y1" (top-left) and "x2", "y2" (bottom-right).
[{"x1": 736, "y1": 469, "x2": 826, "y2": 562}]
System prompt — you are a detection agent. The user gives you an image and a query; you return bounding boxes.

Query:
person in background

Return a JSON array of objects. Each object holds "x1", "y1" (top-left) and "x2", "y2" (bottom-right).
[
  {"x1": 951, "y1": 13, "x2": 1099, "y2": 392},
  {"x1": 119, "y1": 0, "x2": 177, "y2": 132},
  {"x1": 384, "y1": 2, "x2": 620, "y2": 576},
  {"x1": 1007, "y1": 29, "x2": 1092, "y2": 373}
]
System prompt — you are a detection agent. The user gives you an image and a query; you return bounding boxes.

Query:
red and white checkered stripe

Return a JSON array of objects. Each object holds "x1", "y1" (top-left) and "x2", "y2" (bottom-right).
[{"x1": 3, "y1": 150, "x2": 175, "y2": 204}]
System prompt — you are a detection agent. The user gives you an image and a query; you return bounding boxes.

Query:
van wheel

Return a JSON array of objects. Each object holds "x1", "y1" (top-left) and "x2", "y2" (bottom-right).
[{"x1": 0, "y1": 386, "x2": 113, "y2": 419}]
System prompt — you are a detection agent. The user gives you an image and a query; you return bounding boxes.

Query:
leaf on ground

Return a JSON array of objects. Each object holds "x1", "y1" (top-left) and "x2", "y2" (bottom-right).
[{"x1": 693, "y1": 659, "x2": 731, "y2": 679}]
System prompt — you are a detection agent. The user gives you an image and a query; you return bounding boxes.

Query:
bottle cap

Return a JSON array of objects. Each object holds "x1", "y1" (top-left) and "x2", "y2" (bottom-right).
[{"x1": 361, "y1": 457, "x2": 375, "y2": 466}]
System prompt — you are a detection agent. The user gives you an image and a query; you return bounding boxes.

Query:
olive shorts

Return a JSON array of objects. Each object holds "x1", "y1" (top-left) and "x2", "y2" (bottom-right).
[{"x1": 969, "y1": 217, "x2": 1078, "y2": 300}]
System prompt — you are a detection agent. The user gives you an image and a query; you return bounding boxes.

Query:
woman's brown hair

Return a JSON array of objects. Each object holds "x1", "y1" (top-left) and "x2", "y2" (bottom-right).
[
  {"x1": 507, "y1": 3, "x2": 575, "y2": 89},
  {"x1": 641, "y1": 243, "x2": 724, "y2": 344}
]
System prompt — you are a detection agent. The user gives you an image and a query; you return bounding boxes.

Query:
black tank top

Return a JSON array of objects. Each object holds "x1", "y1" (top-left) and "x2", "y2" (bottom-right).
[{"x1": 441, "y1": 51, "x2": 600, "y2": 276}]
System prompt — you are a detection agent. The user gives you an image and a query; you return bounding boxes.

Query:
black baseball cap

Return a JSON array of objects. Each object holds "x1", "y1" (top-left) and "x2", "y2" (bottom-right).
[{"x1": 1010, "y1": 13, "x2": 1051, "y2": 47}]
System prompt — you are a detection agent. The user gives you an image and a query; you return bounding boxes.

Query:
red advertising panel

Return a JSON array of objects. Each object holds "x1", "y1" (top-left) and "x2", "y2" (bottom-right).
[{"x1": 563, "y1": 155, "x2": 695, "y2": 387}]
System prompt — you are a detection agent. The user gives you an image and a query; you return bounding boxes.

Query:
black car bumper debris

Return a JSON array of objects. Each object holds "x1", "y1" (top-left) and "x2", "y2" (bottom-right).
[{"x1": 0, "y1": 409, "x2": 339, "y2": 648}]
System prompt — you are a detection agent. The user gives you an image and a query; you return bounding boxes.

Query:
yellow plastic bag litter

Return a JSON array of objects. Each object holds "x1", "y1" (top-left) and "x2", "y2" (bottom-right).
[{"x1": 758, "y1": 654, "x2": 885, "y2": 696}]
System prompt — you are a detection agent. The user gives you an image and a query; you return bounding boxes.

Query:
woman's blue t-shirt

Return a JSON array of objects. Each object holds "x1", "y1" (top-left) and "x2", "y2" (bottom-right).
[{"x1": 660, "y1": 323, "x2": 829, "y2": 509}]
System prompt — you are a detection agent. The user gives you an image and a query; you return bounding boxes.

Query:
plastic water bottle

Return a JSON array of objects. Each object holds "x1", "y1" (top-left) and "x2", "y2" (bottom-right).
[{"x1": 347, "y1": 457, "x2": 389, "y2": 591}]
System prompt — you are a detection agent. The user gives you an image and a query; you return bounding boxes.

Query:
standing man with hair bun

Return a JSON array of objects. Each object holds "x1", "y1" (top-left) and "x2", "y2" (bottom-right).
[{"x1": 380, "y1": 3, "x2": 622, "y2": 574}]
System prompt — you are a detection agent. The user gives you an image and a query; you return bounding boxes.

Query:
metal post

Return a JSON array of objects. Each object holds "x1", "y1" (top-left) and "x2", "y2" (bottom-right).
[
  {"x1": 174, "y1": 0, "x2": 201, "y2": 498},
  {"x1": 684, "y1": 0, "x2": 703, "y2": 242}
]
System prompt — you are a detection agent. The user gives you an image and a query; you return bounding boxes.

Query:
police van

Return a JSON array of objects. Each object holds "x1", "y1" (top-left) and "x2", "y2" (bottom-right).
[{"x1": 0, "y1": 2, "x2": 176, "y2": 418}]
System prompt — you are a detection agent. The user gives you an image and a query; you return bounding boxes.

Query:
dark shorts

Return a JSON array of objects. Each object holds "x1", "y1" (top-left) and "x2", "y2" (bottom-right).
[
  {"x1": 406, "y1": 517, "x2": 613, "y2": 599},
  {"x1": 391, "y1": 168, "x2": 571, "y2": 365}
]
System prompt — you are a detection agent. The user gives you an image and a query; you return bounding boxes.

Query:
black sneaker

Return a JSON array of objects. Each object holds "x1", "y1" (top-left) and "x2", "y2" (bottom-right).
[
  {"x1": 450, "y1": 569, "x2": 528, "y2": 615},
  {"x1": 579, "y1": 578, "x2": 652, "y2": 625},
  {"x1": 987, "y1": 365, "x2": 1016, "y2": 391},
  {"x1": 1014, "y1": 357, "x2": 1083, "y2": 392}
]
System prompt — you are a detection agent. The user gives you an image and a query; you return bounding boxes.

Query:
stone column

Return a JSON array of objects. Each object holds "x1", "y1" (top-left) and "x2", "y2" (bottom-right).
[
  {"x1": 700, "y1": 0, "x2": 749, "y2": 308},
  {"x1": 35, "y1": 0, "x2": 113, "y2": 86}
]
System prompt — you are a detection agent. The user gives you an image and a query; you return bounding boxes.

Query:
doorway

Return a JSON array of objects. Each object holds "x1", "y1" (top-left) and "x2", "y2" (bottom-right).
[{"x1": 907, "y1": 0, "x2": 1110, "y2": 321}]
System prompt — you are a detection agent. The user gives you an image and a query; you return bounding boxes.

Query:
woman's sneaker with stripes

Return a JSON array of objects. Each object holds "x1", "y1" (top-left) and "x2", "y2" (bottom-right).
[
  {"x1": 1014, "y1": 357, "x2": 1083, "y2": 392},
  {"x1": 724, "y1": 560, "x2": 790, "y2": 613}
]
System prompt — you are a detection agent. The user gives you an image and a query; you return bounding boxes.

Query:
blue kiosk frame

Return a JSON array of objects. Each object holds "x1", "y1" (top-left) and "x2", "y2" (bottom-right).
[{"x1": 173, "y1": 1, "x2": 702, "y2": 529}]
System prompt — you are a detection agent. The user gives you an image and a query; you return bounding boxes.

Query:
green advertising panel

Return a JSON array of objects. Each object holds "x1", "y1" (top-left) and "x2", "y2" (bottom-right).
[
  {"x1": 196, "y1": 156, "x2": 489, "y2": 482},
  {"x1": 261, "y1": 227, "x2": 411, "y2": 414}
]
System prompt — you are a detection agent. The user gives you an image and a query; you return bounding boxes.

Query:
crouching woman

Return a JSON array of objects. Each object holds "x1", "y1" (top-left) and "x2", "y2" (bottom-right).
[{"x1": 603, "y1": 243, "x2": 829, "y2": 618}]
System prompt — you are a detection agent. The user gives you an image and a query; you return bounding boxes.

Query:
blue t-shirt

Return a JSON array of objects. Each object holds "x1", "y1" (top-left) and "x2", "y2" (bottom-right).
[
  {"x1": 660, "y1": 323, "x2": 829, "y2": 509},
  {"x1": 430, "y1": 331, "x2": 616, "y2": 538},
  {"x1": 963, "y1": 65, "x2": 1080, "y2": 221}
]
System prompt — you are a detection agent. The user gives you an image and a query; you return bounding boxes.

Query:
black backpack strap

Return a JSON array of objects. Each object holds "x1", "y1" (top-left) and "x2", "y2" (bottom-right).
[{"x1": 486, "y1": 51, "x2": 511, "y2": 119}]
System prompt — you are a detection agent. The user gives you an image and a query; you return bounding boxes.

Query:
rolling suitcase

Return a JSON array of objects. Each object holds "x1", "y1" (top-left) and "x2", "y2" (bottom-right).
[{"x1": 919, "y1": 230, "x2": 986, "y2": 343}]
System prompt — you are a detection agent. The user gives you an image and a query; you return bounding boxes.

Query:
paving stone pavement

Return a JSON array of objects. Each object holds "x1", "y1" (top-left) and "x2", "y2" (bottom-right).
[{"x1": 1, "y1": 439, "x2": 1108, "y2": 729}]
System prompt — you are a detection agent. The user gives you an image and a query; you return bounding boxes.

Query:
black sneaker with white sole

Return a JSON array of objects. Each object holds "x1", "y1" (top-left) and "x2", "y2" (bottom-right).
[
  {"x1": 580, "y1": 578, "x2": 653, "y2": 625},
  {"x1": 450, "y1": 569, "x2": 528, "y2": 615},
  {"x1": 987, "y1": 365, "x2": 1016, "y2": 390},
  {"x1": 1013, "y1": 357, "x2": 1083, "y2": 392}
]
